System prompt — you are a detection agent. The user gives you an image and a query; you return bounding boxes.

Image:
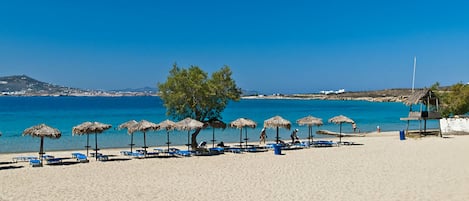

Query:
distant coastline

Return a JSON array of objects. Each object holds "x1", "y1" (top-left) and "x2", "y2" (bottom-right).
[{"x1": 1, "y1": 75, "x2": 415, "y2": 102}]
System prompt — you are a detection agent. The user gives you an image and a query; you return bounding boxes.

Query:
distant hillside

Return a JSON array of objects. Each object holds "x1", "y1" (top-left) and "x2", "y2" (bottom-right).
[{"x1": 0, "y1": 75, "x2": 82, "y2": 95}]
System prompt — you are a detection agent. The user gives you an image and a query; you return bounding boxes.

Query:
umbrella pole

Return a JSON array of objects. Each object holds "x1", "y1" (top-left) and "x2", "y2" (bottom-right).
[
  {"x1": 143, "y1": 131, "x2": 147, "y2": 155},
  {"x1": 339, "y1": 123, "x2": 342, "y2": 145},
  {"x1": 39, "y1": 136, "x2": 44, "y2": 163},
  {"x1": 212, "y1": 128, "x2": 215, "y2": 148},
  {"x1": 167, "y1": 130, "x2": 170, "y2": 151},
  {"x1": 187, "y1": 131, "x2": 190, "y2": 151},
  {"x1": 245, "y1": 128, "x2": 248, "y2": 148},
  {"x1": 86, "y1": 134, "x2": 90, "y2": 156},
  {"x1": 239, "y1": 128, "x2": 243, "y2": 148},
  {"x1": 309, "y1": 126, "x2": 312, "y2": 145},
  {"x1": 95, "y1": 132, "x2": 98, "y2": 160},
  {"x1": 276, "y1": 127, "x2": 279, "y2": 144},
  {"x1": 130, "y1": 134, "x2": 134, "y2": 153}
]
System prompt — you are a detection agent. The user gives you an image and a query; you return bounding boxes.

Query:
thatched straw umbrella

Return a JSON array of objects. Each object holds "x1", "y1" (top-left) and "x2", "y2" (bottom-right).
[
  {"x1": 230, "y1": 118, "x2": 257, "y2": 148},
  {"x1": 297, "y1": 115, "x2": 323, "y2": 145},
  {"x1": 264, "y1": 115, "x2": 291, "y2": 144},
  {"x1": 207, "y1": 118, "x2": 227, "y2": 148},
  {"x1": 175, "y1": 117, "x2": 204, "y2": 151},
  {"x1": 23, "y1": 124, "x2": 61, "y2": 163},
  {"x1": 72, "y1": 121, "x2": 112, "y2": 160},
  {"x1": 118, "y1": 120, "x2": 138, "y2": 152},
  {"x1": 128, "y1": 120, "x2": 159, "y2": 156},
  {"x1": 328, "y1": 115, "x2": 354, "y2": 144},
  {"x1": 156, "y1": 120, "x2": 176, "y2": 151}
]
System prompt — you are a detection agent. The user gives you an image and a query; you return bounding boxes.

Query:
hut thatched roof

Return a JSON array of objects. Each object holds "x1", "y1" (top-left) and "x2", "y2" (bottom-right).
[{"x1": 404, "y1": 89, "x2": 439, "y2": 106}]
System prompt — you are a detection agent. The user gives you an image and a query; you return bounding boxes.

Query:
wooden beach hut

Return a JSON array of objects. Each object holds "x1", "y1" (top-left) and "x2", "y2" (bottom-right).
[{"x1": 400, "y1": 89, "x2": 442, "y2": 136}]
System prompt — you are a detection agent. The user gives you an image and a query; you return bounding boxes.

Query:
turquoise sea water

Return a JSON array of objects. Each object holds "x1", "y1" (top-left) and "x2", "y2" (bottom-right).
[{"x1": 0, "y1": 96, "x2": 439, "y2": 153}]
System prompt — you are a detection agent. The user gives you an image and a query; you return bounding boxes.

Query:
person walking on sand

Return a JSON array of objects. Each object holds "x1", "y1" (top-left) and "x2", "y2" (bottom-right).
[
  {"x1": 352, "y1": 123, "x2": 358, "y2": 133},
  {"x1": 259, "y1": 127, "x2": 267, "y2": 144},
  {"x1": 290, "y1": 129, "x2": 299, "y2": 144}
]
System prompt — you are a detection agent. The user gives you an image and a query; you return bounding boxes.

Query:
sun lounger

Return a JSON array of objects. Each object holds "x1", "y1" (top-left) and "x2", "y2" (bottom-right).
[
  {"x1": 175, "y1": 150, "x2": 191, "y2": 157},
  {"x1": 97, "y1": 154, "x2": 109, "y2": 161},
  {"x1": 209, "y1": 147, "x2": 225, "y2": 154},
  {"x1": 12, "y1": 156, "x2": 38, "y2": 162},
  {"x1": 227, "y1": 147, "x2": 243, "y2": 154},
  {"x1": 46, "y1": 158, "x2": 63, "y2": 165},
  {"x1": 72, "y1": 153, "x2": 89, "y2": 163},
  {"x1": 313, "y1": 140, "x2": 336, "y2": 147},
  {"x1": 29, "y1": 159, "x2": 42, "y2": 167}
]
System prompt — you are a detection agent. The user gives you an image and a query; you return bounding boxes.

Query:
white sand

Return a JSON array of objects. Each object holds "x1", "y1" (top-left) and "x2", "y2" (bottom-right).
[{"x1": 1, "y1": 132, "x2": 469, "y2": 201}]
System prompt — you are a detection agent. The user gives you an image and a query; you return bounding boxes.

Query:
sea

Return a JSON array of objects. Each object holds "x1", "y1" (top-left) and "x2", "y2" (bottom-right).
[{"x1": 0, "y1": 96, "x2": 439, "y2": 153}]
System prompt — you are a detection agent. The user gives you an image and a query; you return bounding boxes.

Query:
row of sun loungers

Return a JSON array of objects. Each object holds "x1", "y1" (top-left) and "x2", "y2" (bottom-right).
[{"x1": 10, "y1": 140, "x2": 358, "y2": 168}]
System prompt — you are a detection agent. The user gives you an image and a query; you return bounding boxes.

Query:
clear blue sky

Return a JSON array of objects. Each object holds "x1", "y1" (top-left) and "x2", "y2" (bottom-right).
[{"x1": 1, "y1": 0, "x2": 468, "y2": 94}]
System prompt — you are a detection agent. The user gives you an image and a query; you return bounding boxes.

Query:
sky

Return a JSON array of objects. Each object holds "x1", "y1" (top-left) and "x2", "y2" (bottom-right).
[{"x1": 0, "y1": 0, "x2": 468, "y2": 94}]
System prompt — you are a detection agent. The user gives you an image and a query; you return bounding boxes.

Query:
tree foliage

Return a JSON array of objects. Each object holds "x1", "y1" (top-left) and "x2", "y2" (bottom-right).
[
  {"x1": 157, "y1": 64, "x2": 242, "y2": 148},
  {"x1": 432, "y1": 82, "x2": 469, "y2": 117}
]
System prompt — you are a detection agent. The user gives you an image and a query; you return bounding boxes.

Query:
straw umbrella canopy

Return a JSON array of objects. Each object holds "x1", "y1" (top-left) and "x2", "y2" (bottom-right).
[
  {"x1": 230, "y1": 118, "x2": 257, "y2": 148},
  {"x1": 72, "y1": 121, "x2": 112, "y2": 160},
  {"x1": 207, "y1": 118, "x2": 227, "y2": 148},
  {"x1": 118, "y1": 120, "x2": 138, "y2": 152},
  {"x1": 156, "y1": 120, "x2": 176, "y2": 151},
  {"x1": 328, "y1": 115, "x2": 355, "y2": 144},
  {"x1": 23, "y1": 124, "x2": 61, "y2": 163},
  {"x1": 175, "y1": 117, "x2": 204, "y2": 151},
  {"x1": 264, "y1": 115, "x2": 291, "y2": 144},
  {"x1": 297, "y1": 115, "x2": 323, "y2": 144},
  {"x1": 128, "y1": 120, "x2": 159, "y2": 155}
]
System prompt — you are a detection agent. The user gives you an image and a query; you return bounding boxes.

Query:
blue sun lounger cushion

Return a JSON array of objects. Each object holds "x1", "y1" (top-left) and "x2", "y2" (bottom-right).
[
  {"x1": 74, "y1": 153, "x2": 89, "y2": 163},
  {"x1": 29, "y1": 159, "x2": 42, "y2": 167}
]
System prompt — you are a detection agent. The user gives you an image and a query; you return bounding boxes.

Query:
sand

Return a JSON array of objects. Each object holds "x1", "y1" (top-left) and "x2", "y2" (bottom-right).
[{"x1": 1, "y1": 131, "x2": 469, "y2": 201}]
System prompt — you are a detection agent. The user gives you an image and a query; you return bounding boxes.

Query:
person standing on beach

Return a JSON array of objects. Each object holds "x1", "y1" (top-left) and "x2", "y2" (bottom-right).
[
  {"x1": 290, "y1": 129, "x2": 299, "y2": 144},
  {"x1": 352, "y1": 123, "x2": 358, "y2": 133},
  {"x1": 259, "y1": 127, "x2": 267, "y2": 144}
]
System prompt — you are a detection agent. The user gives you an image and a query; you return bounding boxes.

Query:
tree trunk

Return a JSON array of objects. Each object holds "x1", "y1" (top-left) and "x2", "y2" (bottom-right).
[{"x1": 191, "y1": 128, "x2": 202, "y2": 150}]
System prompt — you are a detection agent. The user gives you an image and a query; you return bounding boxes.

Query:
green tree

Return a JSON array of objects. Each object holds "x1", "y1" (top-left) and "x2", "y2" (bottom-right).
[
  {"x1": 158, "y1": 64, "x2": 242, "y2": 149},
  {"x1": 432, "y1": 82, "x2": 469, "y2": 117}
]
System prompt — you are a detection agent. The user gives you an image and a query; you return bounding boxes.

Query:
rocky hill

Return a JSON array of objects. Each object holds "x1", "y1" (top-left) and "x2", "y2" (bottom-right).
[{"x1": 0, "y1": 75, "x2": 83, "y2": 95}]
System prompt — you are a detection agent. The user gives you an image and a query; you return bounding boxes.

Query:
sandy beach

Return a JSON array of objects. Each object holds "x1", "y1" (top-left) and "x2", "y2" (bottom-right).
[{"x1": 1, "y1": 131, "x2": 468, "y2": 201}]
